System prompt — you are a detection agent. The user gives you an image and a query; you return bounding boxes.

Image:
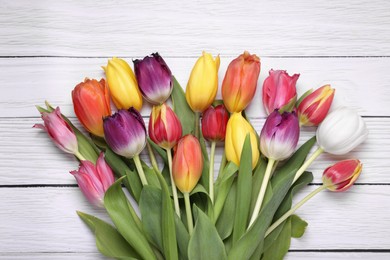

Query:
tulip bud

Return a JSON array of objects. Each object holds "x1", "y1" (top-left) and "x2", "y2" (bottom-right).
[
  {"x1": 317, "y1": 107, "x2": 368, "y2": 155},
  {"x1": 70, "y1": 153, "x2": 115, "y2": 207},
  {"x1": 103, "y1": 108, "x2": 146, "y2": 158},
  {"x1": 262, "y1": 69, "x2": 299, "y2": 115},
  {"x1": 72, "y1": 78, "x2": 112, "y2": 137},
  {"x1": 297, "y1": 85, "x2": 335, "y2": 126},
  {"x1": 186, "y1": 51, "x2": 220, "y2": 112},
  {"x1": 134, "y1": 53, "x2": 173, "y2": 105},
  {"x1": 34, "y1": 107, "x2": 79, "y2": 155},
  {"x1": 322, "y1": 159, "x2": 362, "y2": 192},
  {"x1": 201, "y1": 104, "x2": 229, "y2": 142},
  {"x1": 222, "y1": 51, "x2": 261, "y2": 113},
  {"x1": 172, "y1": 135, "x2": 203, "y2": 193},
  {"x1": 103, "y1": 57, "x2": 143, "y2": 111},
  {"x1": 149, "y1": 103, "x2": 182, "y2": 150},
  {"x1": 260, "y1": 110, "x2": 300, "y2": 160},
  {"x1": 225, "y1": 112, "x2": 259, "y2": 169}
]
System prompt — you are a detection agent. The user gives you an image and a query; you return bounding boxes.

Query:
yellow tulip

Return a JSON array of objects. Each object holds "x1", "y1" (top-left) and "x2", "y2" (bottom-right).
[
  {"x1": 186, "y1": 51, "x2": 220, "y2": 112},
  {"x1": 225, "y1": 112, "x2": 259, "y2": 169},
  {"x1": 103, "y1": 57, "x2": 143, "y2": 111}
]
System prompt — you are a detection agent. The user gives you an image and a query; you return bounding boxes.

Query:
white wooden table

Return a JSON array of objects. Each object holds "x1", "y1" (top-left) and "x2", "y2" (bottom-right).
[{"x1": 1, "y1": 1, "x2": 390, "y2": 259}]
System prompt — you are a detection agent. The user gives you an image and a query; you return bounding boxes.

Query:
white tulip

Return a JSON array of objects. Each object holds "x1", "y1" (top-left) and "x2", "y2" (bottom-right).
[{"x1": 316, "y1": 107, "x2": 368, "y2": 155}]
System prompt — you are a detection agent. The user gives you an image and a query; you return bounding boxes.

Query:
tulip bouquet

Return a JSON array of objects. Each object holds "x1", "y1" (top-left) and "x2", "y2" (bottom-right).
[{"x1": 34, "y1": 51, "x2": 368, "y2": 260}]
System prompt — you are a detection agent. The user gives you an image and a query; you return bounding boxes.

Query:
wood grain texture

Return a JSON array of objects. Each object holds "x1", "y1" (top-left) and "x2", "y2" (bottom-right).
[
  {"x1": 1, "y1": 57, "x2": 389, "y2": 118},
  {"x1": 0, "y1": 186, "x2": 388, "y2": 253},
  {"x1": 0, "y1": 0, "x2": 389, "y2": 56},
  {"x1": 2, "y1": 117, "x2": 383, "y2": 185}
]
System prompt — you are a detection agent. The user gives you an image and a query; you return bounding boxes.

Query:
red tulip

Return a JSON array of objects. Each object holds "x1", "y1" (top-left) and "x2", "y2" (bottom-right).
[
  {"x1": 201, "y1": 104, "x2": 229, "y2": 142},
  {"x1": 322, "y1": 159, "x2": 362, "y2": 192},
  {"x1": 72, "y1": 78, "x2": 111, "y2": 137}
]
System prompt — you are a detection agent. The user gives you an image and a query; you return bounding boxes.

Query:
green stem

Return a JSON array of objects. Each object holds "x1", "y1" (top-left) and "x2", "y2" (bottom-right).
[
  {"x1": 147, "y1": 141, "x2": 160, "y2": 174},
  {"x1": 217, "y1": 150, "x2": 227, "y2": 180},
  {"x1": 265, "y1": 185, "x2": 326, "y2": 237},
  {"x1": 167, "y1": 149, "x2": 181, "y2": 217},
  {"x1": 194, "y1": 112, "x2": 200, "y2": 139},
  {"x1": 248, "y1": 158, "x2": 275, "y2": 228},
  {"x1": 292, "y1": 147, "x2": 324, "y2": 183},
  {"x1": 184, "y1": 192, "x2": 194, "y2": 235},
  {"x1": 75, "y1": 151, "x2": 86, "y2": 161},
  {"x1": 133, "y1": 154, "x2": 148, "y2": 186},
  {"x1": 209, "y1": 141, "x2": 216, "y2": 204}
]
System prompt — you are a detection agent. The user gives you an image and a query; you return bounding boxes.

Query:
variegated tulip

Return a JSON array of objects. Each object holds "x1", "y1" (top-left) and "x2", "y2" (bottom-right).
[
  {"x1": 222, "y1": 51, "x2": 261, "y2": 113},
  {"x1": 72, "y1": 78, "x2": 111, "y2": 137},
  {"x1": 323, "y1": 159, "x2": 362, "y2": 192},
  {"x1": 103, "y1": 57, "x2": 143, "y2": 110}
]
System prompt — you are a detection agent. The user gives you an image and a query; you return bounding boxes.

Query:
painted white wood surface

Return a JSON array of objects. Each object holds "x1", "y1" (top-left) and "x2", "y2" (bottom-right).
[{"x1": 1, "y1": 0, "x2": 389, "y2": 259}]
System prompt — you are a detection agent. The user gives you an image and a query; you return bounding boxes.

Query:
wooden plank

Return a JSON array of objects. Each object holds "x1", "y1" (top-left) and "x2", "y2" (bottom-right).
[
  {"x1": 1, "y1": 117, "x2": 384, "y2": 185},
  {"x1": 0, "y1": 186, "x2": 388, "y2": 253},
  {"x1": 0, "y1": 1, "x2": 389, "y2": 56},
  {"x1": 0, "y1": 57, "x2": 389, "y2": 118}
]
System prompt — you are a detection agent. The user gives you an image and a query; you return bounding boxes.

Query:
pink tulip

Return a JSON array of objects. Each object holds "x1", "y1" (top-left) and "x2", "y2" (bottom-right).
[
  {"x1": 70, "y1": 153, "x2": 115, "y2": 207},
  {"x1": 322, "y1": 159, "x2": 362, "y2": 192},
  {"x1": 34, "y1": 107, "x2": 79, "y2": 155}
]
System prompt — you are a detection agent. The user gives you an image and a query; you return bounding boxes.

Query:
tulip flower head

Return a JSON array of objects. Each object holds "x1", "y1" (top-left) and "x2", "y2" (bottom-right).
[
  {"x1": 72, "y1": 78, "x2": 111, "y2": 137},
  {"x1": 34, "y1": 107, "x2": 79, "y2": 155},
  {"x1": 225, "y1": 112, "x2": 259, "y2": 169},
  {"x1": 222, "y1": 51, "x2": 261, "y2": 113},
  {"x1": 297, "y1": 85, "x2": 335, "y2": 126},
  {"x1": 201, "y1": 104, "x2": 229, "y2": 142},
  {"x1": 317, "y1": 107, "x2": 368, "y2": 155},
  {"x1": 262, "y1": 69, "x2": 299, "y2": 115},
  {"x1": 103, "y1": 108, "x2": 147, "y2": 158},
  {"x1": 103, "y1": 57, "x2": 143, "y2": 111},
  {"x1": 186, "y1": 51, "x2": 220, "y2": 112},
  {"x1": 70, "y1": 153, "x2": 115, "y2": 207},
  {"x1": 134, "y1": 53, "x2": 173, "y2": 105},
  {"x1": 149, "y1": 103, "x2": 182, "y2": 150},
  {"x1": 172, "y1": 135, "x2": 203, "y2": 193},
  {"x1": 322, "y1": 159, "x2": 362, "y2": 192},
  {"x1": 260, "y1": 110, "x2": 300, "y2": 161}
]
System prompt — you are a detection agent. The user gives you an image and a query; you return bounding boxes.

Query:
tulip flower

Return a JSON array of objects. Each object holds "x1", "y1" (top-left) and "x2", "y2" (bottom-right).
[
  {"x1": 34, "y1": 107, "x2": 82, "y2": 159},
  {"x1": 103, "y1": 108, "x2": 148, "y2": 185},
  {"x1": 72, "y1": 78, "x2": 111, "y2": 137},
  {"x1": 133, "y1": 53, "x2": 173, "y2": 105},
  {"x1": 103, "y1": 57, "x2": 143, "y2": 111},
  {"x1": 201, "y1": 104, "x2": 229, "y2": 203},
  {"x1": 149, "y1": 103, "x2": 182, "y2": 150},
  {"x1": 293, "y1": 107, "x2": 368, "y2": 183},
  {"x1": 225, "y1": 112, "x2": 259, "y2": 169},
  {"x1": 172, "y1": 134, "x2": 203, "y2": 234},
  {"x1": 70, "y1": 153, "x2": 115, "y2": 207},
  {"x1": 265, "y1": 159, "x2": 363, "y2": 237},
  {"x1": 249, "y1": 110, "x2": 300, "y2": 227},
  {"x1": 297, "y1": 85, "x2": 335, "y2": 126},
  {"x1": 149, "y1": 103, "x2": 182, "y2": 216},
  {"x1": 323, "y1": 159, "x2": 363, "y2": 192},
  {"x1": 262, "y1": 69, "x2": 299, "y2": 115},
  {"x1": 222, "y1": 51, "x2": 261, "y2": 113}
]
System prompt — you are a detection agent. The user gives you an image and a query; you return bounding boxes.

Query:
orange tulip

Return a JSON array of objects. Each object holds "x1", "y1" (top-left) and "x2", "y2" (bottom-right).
[{"x1": 72, "y1": 78, "x2": 111, "y2": 137}]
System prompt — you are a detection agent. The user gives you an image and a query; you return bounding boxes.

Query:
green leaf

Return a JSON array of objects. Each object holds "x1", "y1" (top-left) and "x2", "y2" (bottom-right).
[
  {"x1": 249, "y1": 157, "x2": 267, "y2": 214},
  {"x1": 291, "y1": 214, "x2": 308, "y2": 238},
  {"x1": 171, "y1": 76, "x2": 195, "y2": 135},
  {"x1": 198, "y1": 134, "x2": 210, "y2": 197},
  {"x1": 232, "y1": 135, "x2": 253, "y2": 245},
  {"x1": 174, "y1": 214, "x2": 190, "y2": 260},
  {"x1": 216, "y1": 179, "x2": 237, "y2": 240},
  {"x1": 148, "y1": 138, "x2": 168, "y2": 164},
  {"x1": 156, "y1": 170, "x2": 179, "y2": 260},
  {"x1": 77, "y1": 211, "x2": 140, "y2": 260},
  {"x1": 215, "y1": 162, "x2": 239, "y2": 186},
  {"x1": 104, "y1": 178, "x2": 156, "y2": 260},
  {"x1": 139, "y1": 186, "x2": 163, "y2": 252},
  {"x1": 262, "y1": 217, "x2": 291, "y2": 260},
  {"x1": 188, "y1": 206, "x2": 227, "y2": 260},
  {"x1": 104, "y1": 148, "x2": 142, "y2": 202},
  {"x1": 142, "y1": 162, "x2": 161, "y2": 189},
  {"x1": 227, "y1": 137, "x2": 317, "y2": 260}
]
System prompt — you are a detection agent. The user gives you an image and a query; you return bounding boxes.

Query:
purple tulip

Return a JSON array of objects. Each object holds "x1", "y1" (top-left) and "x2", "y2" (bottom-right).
[
  {"x1": 71, "y1": 153, "x2": 115, "y2": 207},
  {"x1": 103, "y1": 108, "x2": 146, "y2": 158},
  {"x1": 134, "y1": 53, "x2": 173, "y2": 105},
  {"x1": 260, "y1": 110, "x2": 300, "y2": 160}
]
